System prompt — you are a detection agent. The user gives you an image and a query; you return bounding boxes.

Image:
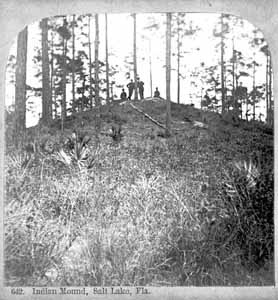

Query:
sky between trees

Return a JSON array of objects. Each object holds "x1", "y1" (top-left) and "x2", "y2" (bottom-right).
[{"x1": 5, "y1": 12, "x2": 273, "y2": 127}]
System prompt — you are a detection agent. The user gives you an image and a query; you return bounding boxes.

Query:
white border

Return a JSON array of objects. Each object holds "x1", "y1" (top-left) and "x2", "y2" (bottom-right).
[{"x1": 0, "y1": 0, "x2": 276, "y2": 299}]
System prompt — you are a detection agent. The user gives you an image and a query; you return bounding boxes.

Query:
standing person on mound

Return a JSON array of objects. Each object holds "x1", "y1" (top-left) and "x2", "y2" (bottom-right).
[
  {"x1": 154, "y1": 87, "x2": 160, "y2": 98},
  {"x1": 137, "y1": 77, "x2": 144, "y2": 100},
  {"x1": 120, "y1": 88, "x2": 127, "y2": 100},
  {"x1": 127, "y1": 79, "x2": 135, "y2": 100}
]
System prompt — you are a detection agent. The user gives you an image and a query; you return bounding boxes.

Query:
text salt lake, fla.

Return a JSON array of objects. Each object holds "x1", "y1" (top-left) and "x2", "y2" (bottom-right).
[{"x1": 31, "y1": 286, "x2": 151, "y2": 295}]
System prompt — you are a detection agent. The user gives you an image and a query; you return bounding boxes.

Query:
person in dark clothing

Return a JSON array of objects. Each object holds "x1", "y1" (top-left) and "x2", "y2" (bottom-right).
[
  {"x1": 154, "y1": 87, "x2": 160, "y2": 98},
  {"x1": 203, "y1": 92, "x2": 210, "y2": 103},
  {"x1": 127, "y1": 79, "x2": 135, "y2": 100},
  {"x1": 120, "y1": 88, "x2": 127, "y2": 100},
  {"x1": 137, "y1": 78, "x2": 144, "y2": 100}
]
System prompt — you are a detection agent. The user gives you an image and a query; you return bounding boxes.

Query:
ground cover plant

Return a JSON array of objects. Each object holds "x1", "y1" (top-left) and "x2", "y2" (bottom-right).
[{"x1": 4, "y1": 99, "x2": 274, "y2": 286}]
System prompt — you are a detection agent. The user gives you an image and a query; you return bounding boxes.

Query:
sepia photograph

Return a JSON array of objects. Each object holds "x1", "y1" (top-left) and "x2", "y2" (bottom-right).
[{"x1": 1, "y1": 0, "x2": 276, "y2": 298}]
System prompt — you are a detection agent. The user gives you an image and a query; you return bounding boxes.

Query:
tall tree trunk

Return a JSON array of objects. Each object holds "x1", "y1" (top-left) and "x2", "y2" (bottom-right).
[
  {"x1": 232, "y1": 39, "x2": 236, "y2": 111},
  {"x1": 51, "y1": 30, "x2": 57, "y2": 119},
  {"x1": 235, "y1": 58, "x2": 241, "y2": 119},
  {"x1": 41, "y1": 18, "x2": 51, "y2": 125},
  {"x1": 61, "y1": 19, "x2": 67, "y2": 131},
  {"x1": 88, "y1": 14, "x2": 93, "y2": 109},
  {"x1": 105, "y1": 13, "x2": 110, "y2": 104},
  {"x1": 220, "y1": 13, "x2": 225, "y2": 114},
  {"x1": 133, "y1": 13, "x2": 138, "y2": 100},
  {"x1": 15, "y1": 26, "x2": 28, "y2": 139},
  {"x1": 252, "y1": 58, "x2": 256, "y2": 120},
  {"x1": 110, "y1": 82, "x2": 114, "y2": 100},
  {"x1": 165, "y1": 13, "x2": 172, "y2": 137},
  {"x1": 53, "y1": 93, "x2": 58, "y2": 119},
  {"x1": 245, "y1": 90, "x2": 249, "y2": 121},
  {"x1": 95, "y1": 14, "x2": 100, "y2": 107},
  {"x1": 177, "y1": 13, "x2": 181, "y2": 104},
  {"x1": 50, "y1": 30, "x2": 54, "y2": 119},
  {"x1": 265, "y1": 52, "x2": 269, "y2": 124},
  {"x1": 200, "y1": 88, "x2": 203, "y2": 110},
  {"x1": 81, "y1": 76, "x2": 85, "y2": 112},
  {"x1": 94, "y1": 14, "x2": 100, "y2": 141},
  {"x1": 71, "y1": 14, "x2": 76, "y2": 112},
  {"x1": 269, "y1": 54, "x2": 272, "y2": 125}
]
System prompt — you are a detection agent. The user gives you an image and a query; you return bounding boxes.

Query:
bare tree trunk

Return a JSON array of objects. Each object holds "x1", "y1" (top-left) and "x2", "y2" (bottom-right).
[
  {"x1": 133, "y1": 13, "x2": 138, "y2": 100},
  {"x1": 41, "y1": 18, "x2": 51, "y2": 125},
  {"x1": 81, "y1": 76, "x2": 85, "y2": 111},
  {"x1": 15, "y1": 26, "x2": 28, "y2": 139},
  {"x1": 51, "y1": 29, "x2": 57, "y2": 119},
  {"x1": 177, "y1": 13, "x2": 181, "y2": 104},
  {"x1": 61, "y1": 39, "x2": 67, "y2": 131},
  {"x1": 110, "y1": 82, "x2": 114, "y2": 101},
  {"x1": 105, "y1": 13, "x2": 110, "y2": 104},
  {"x1": 50, "y1": 31, "x2": 54, "y2": 119},
  {"x1": 88, "y1": 14, "x2": 93, "y2": 109},
  {"x1": 235, "y1": 58, "x2": 241, "y2": 119},
  {"x1": 252, "y1": 57, "x2": 256, "y2": 120},
  {"x1": 61, "y1": 19, "x2": 68, "y2": 131},
  {"x1": 265, "y1": 53, "x2": 269, "y2": 124},
  {"x1": 245, "y1": 93, "x2": 249, "y2": 121},
  {"x1": 165, "y1": 13, "x2": 172, "y2": 137},
  {"x1": 53, "y1": 93, "x2": 58, "y2": 118},
  {"x1": 95, "y1": 14, "x2": 100, "y2": 107},
  {"x1": 232, "y1": 39, "x2": 236, "y2": 111},
  {"x1": 94, "y1": 14, "x2": 100, "y2": 142},
  {"x1": 200, "y1": 88, "x2": 203, "y2": 110},
  {"x1": 269, "y1": 54, "x2": 272, "y2": 125},
  {"x1": 221, "y1": 13, "x2": 225, "y2": 114},
  {"x1": 72, "y1": 14, "x2": 76, "y2": 112}
]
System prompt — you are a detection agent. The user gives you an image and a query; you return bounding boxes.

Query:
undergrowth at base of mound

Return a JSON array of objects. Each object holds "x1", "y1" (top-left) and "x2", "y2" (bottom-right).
[{"x1": 4, "y1": 100, "x2": 274, "y2": 286}]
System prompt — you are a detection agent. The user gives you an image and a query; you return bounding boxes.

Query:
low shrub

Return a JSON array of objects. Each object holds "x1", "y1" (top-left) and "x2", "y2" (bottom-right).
[{"x1": 220, "y1": 158, "x2": 274, "y2": 270}]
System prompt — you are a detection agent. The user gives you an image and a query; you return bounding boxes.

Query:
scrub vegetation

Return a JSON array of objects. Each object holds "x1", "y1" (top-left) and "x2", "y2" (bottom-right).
[{"x1": 4, "y1": 99, "x2": 274, "y2": 286}]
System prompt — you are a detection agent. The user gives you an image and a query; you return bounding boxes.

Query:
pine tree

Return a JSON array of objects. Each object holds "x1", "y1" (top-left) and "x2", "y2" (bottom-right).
[
  {"x1": 165, "y1": 13, "x2": 172, "y2": 137},
  {"x1": 142, "y1": 16, "x2": 161, "y2": 98},
  {"x1": 56, "y1": 16, "x2": 71, "y2": 130},
  {"x1": 74, "y1": 15, "x2": 91, "y2": 111},
  {"x1": 133, "y1": 14, "x2": 138, "y2": 100},
  {"x1": 248, "y1": 29, "x2": 264, "y2": 120},
  {"x1": 172, "y1": 13, "x2": 199, "y2": 104},
  {"x1": 94, "y1": 14, "x2": 101, "y2": 141},
  {"x1": 41, "y1": 18, "x2": 51, "y2": 125},
  {"x1": 268, "y1": 54, "x2": 273, "y2": 125},
  {"x1": 88, "y1": 14, "x2": 93, "y2": 109},
  {"x1": 105, "y1": 13, "x2": 110, "y2": 104},
  {"x1": 15, "y1": 26, "x2": 28, "y2": 138},
  {"x1": 176, "y1": 13, "x2": 181, "y2": 104},
  {"x1": 220, "y1": 13, "x2": 225, "y2": 114},
  {"x1": 49, "y1": 29, "x2": 55, "y2": 118},
  {"x1": 71, "y1": 14, "x2": 76, "y2": 112},
  {"x1": 94, "y1": 14, "x2": 100, "y2": 107},
  {"x1": 263, "y1": 46, "x2": 270, "y2": 123}
]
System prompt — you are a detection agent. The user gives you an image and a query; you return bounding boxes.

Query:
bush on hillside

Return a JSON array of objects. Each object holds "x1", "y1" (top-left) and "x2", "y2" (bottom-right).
[{"x1": 220, "y1": 158, "x2": 274, "y2": 269}]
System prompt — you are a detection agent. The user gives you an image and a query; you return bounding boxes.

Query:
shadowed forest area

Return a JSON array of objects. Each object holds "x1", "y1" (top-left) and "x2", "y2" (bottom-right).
[{"x1": 4, "y1": 12, "x2": 274, "y2": 286}]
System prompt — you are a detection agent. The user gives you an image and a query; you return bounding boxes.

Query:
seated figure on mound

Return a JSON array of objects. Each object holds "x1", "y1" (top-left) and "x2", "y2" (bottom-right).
[
  {"x1": 154, "y1": 87, "x2": 161, "y2": 98},
  {"x1": 120, "y1": 88, "x2": 127, "y2": 100}
]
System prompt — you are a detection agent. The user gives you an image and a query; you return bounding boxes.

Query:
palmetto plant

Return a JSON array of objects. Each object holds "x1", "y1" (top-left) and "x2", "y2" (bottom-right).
[
  {"x1": 55, "y1": 131, "x2": 96, "y2": 170},
  {"x1": 234, "y1": 159, "x2": 259, "y2": 189}
]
